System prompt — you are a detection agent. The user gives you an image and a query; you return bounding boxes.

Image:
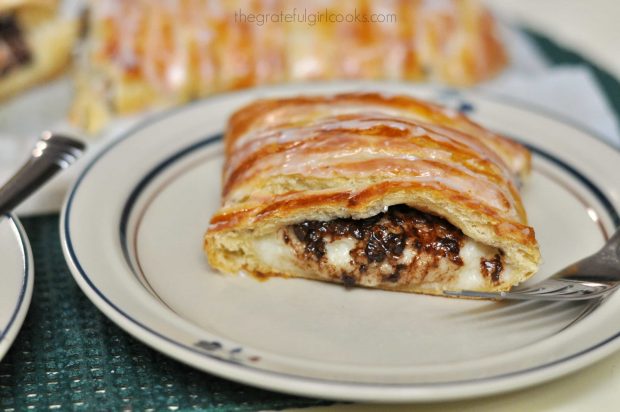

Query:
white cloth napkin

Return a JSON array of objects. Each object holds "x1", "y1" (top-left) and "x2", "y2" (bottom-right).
[
  {"x1": 483, "y1": 24, "x2": 620, "y2": 146},
  {"x1": 481, "y1": 66, "x2": 620, "y2": 146},
  {"x1": 0, "y1": 29, "x2": 618, "y2": 215}
]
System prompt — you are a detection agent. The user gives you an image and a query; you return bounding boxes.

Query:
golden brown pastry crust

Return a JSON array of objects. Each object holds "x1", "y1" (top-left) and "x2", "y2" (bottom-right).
[
  {"x1": 204, "y1": 93, "x2": 540, "y2": 295},
  {"x1": 71, "y1": 0, "x2": 508, "y2": 132},
  {"x1": 0, "y1": 0, "x2": 77, "y2": 100},
  {"x1": 0, "y1": 0, "x2": 57, "y2": 13},
  {"x1": 224, "y1": 93, "x2": 530, "y2": 183}
]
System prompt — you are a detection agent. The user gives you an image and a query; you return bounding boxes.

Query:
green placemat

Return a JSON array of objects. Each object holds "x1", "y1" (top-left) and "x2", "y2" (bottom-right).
[
  {"x1": 0, "y1": 216, "x2": 333, "y2": 411},
  {"x1": 1, "y1": 31, "x2": 619, "y2": 412}
]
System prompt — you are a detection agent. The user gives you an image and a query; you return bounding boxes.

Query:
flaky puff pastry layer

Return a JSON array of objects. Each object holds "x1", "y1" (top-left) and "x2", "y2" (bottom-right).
[
  {"x1": 70, "y1": 0, "x2": 507, "y2": 133},
  {"x1": 205, "y1": 93, "x2": 540, "y2": 295}
]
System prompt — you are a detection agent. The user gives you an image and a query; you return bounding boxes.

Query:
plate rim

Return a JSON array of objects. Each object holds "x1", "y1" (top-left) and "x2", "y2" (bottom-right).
[
  {"x1": 60, "y1": 82, "x2": 620, "y2": 402},
  {"x1": 0, "y1": 214, "x2": 34, "y2": 361}
]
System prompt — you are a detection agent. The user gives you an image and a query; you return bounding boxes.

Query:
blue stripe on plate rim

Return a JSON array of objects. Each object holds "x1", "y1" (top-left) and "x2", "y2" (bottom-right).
[
  {"x1": 0, "y1": 214, "x2": 31, "y2": 345},
  {"x1": 62, "y1": 88, "x2": 620, "y2": 390}
]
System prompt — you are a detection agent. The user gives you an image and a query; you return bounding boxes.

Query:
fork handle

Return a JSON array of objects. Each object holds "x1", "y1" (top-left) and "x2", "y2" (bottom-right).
[
  {"x1": 608, "y1": 228, "x2": 620, "y2": 248},
  {"x1": 555, "y1": 227, "x2": 620, "y2": 284},
  {"x1": 0, "y1": 132, "x2": 85, "y2": 216},
  {"x1": 606, "y1": 228, "x2": 620, "y2": 263}
]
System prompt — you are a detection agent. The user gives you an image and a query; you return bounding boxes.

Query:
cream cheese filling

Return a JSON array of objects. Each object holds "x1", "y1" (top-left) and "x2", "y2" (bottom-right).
[{"x1": 252, "y1": 227, "x2": 505, "y2": 290}]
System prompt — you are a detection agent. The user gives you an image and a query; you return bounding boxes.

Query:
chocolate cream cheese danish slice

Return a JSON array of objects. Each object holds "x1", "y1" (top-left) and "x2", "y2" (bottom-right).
[{"x1": 204, "y1": 93, "x2": 540, "y2": 296}]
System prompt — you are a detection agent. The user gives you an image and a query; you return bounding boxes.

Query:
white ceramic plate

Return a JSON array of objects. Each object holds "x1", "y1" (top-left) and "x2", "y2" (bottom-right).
[
  {"x1": 0, "y1": 214, "x2": 34, "y2": 361},
  {"x1": 61, "y1": 82, "x2": 620, "y2": 402}
]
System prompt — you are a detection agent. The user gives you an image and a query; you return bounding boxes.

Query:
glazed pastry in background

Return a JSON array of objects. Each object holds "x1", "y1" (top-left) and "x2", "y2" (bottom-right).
[
  {"x1": 71, "y1": 0, "x2": 507, "y2": 133},
  {"x1": 204, "y1": 93, "x2": 540, "y2": 297},
  {"x1": 0, "y1": 0, "x2": 77, "y2": 100}
]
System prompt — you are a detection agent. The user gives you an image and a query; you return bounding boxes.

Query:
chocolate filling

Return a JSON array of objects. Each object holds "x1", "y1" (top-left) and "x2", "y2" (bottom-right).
[
  {"x1": 341, "y1": 273, "x2": 356, "y2": 288},
  {"x1": 288, "y1": 205, "x2": 486, "y2": 286},
  {"x1": 481, "y1": 254, "x2": 503, "y2": 285},
  {"x1": 0, "y1": 14, "x2": 32, "y2": 76}
]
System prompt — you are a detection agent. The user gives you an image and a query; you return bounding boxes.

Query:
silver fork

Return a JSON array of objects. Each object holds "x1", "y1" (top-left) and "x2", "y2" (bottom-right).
[
  {"x1": 444, "y1": 229, "x2": 620, "y2": 301},
  {"x1": 0, "y1": 131, "x2": 85, "y2": 216}
]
